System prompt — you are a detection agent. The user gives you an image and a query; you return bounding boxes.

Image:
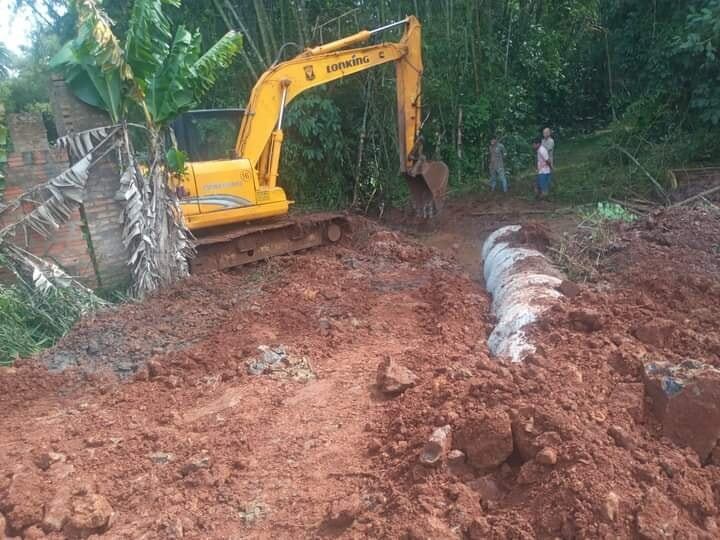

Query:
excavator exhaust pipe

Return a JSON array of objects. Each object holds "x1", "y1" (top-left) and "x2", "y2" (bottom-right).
[{"x1": 405, "y1": 159, "x2": 449, "y2": 219}]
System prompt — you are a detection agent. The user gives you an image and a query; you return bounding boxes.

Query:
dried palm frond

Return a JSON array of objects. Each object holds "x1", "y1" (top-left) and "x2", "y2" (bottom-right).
[
  {"x1": 0, "y1": 154, "x2": 93, "y2": 240},
  {"x1": 0, "y1": 243, "x2": 106, "y2": 309},
  {"x1": 57, "y1": 125, "x2": 119, "y2": 161}
]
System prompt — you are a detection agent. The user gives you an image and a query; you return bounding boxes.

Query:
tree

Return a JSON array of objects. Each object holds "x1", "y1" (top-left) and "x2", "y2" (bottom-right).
[
  {"x1": 676, "y1": 0, "x2": 720, "y2": 126},
  {"x1": 49, "y1": 0, "x2": 243, "y2": 296}
]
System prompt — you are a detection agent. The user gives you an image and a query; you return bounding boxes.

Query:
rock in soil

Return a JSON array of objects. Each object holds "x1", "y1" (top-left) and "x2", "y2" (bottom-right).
[
  {"x1": 535, "y1": 447, "x2": 558, "y2": 465},
  {"x1": 643, "y1": 359, "x2": 720, "y2": 462},
  {"x1": 64, "y1": 492, "x2": 113, "y2": 539},
  {"x1": 633, "y1": 319, "x2": 675, "y2": 348},
  {"x1": 419, "y1": 425, "x2": 452, "y2": 466},
  {"x1": 42, "y1": 486, "x2": 72, "y2": 532},
  {"x1": 447, "y1": 449, "x2": 466, "y2": 467},
  {"x1": 602, "y1": 491, "x2": 620, "y2": 522},
  {"x1": 376, "y1": 358, "x2": 417, "y2": 395}
]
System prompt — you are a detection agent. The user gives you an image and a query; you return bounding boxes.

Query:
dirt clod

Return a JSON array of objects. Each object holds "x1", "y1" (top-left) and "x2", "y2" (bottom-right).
[
  {"x1": 636, "y1": 487, "x2": 679, "y2": 540},
  {"x1": 22, "y1": 526, "x2": 45, "y2": 539},
  {"x1": 324, "y1": 493, "x2": 362, "y2": 529},
  {"x1": 557, "y1": 280, "x2": 581, "y2": 298},
  {"x1": 608, "y1": 425, "x2": 634, "y2": 449},
  {"x1": 64, "y1": 492, "x2": 113, "y2": 539},
  {"x1": 180, "y1": 455, "x2": 211, "y2": 476},
  {"x1": 633, "y1": 319, "x2": 675, "y2": 348},
  {"x1": 33, "y1": 452, "x2": 65, "y2": 472},
  {"x1": 568, "y1": 309, "x2": 603, "y2": 332},
  {"x1": 456, "y1": 409, "x2": 513, "y2": 470}
]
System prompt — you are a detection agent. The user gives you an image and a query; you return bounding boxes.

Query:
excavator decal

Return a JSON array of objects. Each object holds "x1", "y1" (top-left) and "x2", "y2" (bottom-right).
[
  {"x1": 188, "y1": 195, "x2": 253, "y2": 209},
  {"x1": 326, "y1": 55, "x2": 370, "y2": 73}
]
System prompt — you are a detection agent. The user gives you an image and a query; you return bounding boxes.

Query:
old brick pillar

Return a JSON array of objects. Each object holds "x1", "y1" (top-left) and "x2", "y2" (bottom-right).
[
  {"x1": 1, "y1": 112, "x2": 97, "y2": 286},
  {"x1": 49, "y1": 75, "x2": 131, "y2": 291}
]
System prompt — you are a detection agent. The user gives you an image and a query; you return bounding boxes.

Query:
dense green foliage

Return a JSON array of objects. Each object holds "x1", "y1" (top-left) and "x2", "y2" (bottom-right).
[
  {"x1": 50, "y1": 0, "x2": 243, "y2": 126},
  {"x1": 2, "y1": 0, "x2": 720, "y2": 209},
  {"x1": 0, "y1": 279, "x2": 103, "y2": 365}
]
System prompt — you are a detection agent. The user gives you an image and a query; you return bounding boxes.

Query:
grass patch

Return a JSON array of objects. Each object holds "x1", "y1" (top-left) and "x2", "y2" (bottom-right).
[
  {"x1": 0, "y1": 281, "x2": 106, "y2": 366},
  {"x1": 468, "y1": 128, "x2": 711, "y2": 206},
  {"x1": 548, "y1": 202, "x2": 632, "y2": 282}
]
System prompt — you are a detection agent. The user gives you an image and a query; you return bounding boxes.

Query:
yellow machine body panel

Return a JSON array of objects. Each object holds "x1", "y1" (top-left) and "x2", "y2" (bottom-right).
[{"x1": 179, "y1": 158, "x2": 290, "y2": 230}]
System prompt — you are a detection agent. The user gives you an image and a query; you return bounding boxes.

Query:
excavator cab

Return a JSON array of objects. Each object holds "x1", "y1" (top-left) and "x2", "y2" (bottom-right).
[{"x1": 171, "y1": 109, "x2": 243, "y2": 162}]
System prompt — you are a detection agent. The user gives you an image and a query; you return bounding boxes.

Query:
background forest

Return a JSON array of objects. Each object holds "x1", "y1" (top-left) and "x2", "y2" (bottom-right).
[{"x1": 2, "y1": 0, "x2": 720, "y2": 211}]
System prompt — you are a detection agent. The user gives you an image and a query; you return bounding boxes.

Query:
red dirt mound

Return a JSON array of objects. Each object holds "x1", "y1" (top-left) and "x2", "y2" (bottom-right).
[
  {"x1": 367, "y1": 207, "x2": 720, "y2": 538},
  {"x1": 2, "y1": 208, "x2": 720, "y2": 539},
  {"x1": 0, "y1": 218, "x2": 490, "y2": 539}
]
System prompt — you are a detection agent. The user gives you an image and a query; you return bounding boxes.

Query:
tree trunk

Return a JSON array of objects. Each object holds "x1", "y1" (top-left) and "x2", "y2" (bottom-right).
[
  {"x1": 604, "y1": 30, "x2": 617, "y2": 122},
  {"x1": 226, "y1": 0, "x2": 269, "y2": 69},
  {"x1": 211, "y1": 0, "x2": 260, "y2": 79},
  {"x1": 252, "y1": 0, "x2": 277, "y2": 64}
]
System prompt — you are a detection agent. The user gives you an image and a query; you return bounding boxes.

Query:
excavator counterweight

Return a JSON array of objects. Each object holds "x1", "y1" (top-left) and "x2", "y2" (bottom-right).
[{"x1": 173, "y1": 16, "x2": 448, "y2": 271}]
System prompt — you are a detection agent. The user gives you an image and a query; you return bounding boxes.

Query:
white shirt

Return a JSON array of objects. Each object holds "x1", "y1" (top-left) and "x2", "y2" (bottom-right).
[
  {"x1": 537, "y1": 145, "x2": 551, "y2": 174},
  {"x1": 542, "y1": 137, "x2": 555, "y2": 165}
]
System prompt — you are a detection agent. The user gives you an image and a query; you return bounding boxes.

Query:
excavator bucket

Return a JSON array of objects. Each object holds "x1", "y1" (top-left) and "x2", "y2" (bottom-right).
[{"x1": 405, "y1": 159, "x2": 449, "y2": 218}]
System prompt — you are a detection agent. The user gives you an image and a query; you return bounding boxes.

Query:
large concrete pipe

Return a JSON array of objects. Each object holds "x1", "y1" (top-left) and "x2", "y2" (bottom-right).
[{"x1": 482, "y1": 225, "x2": 564, "y2": 362}]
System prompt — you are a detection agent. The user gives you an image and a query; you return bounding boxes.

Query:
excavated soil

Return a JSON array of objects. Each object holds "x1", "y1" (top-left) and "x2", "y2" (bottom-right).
[
  {"x1": 370, "y1": 206, "x2": 720, "y2": 538},
  {"x1": 2, "y1": 205, "x2": 720, "y2": 539}
]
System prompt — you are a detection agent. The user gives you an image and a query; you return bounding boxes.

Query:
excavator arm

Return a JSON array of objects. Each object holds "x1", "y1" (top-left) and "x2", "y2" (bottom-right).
[{"x1": 235, "y1": 16, "x2": 447, "y2": 216}]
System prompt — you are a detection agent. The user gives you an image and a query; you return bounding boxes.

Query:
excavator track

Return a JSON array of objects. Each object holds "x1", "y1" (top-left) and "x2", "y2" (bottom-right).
[{"x1": 190, "y1": 213, "x2": 348, "y2": 273}]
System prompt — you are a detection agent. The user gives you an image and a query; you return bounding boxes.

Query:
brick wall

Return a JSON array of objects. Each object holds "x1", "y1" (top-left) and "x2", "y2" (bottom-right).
[
  {"x1": 7, "y1": 113, "x2": 49, "y2": 153},
  {"x1": 1, "y1": 113, "x2": 97, "y2": 286},
  {"x1": 50, "y1": 76, "x2": 130, "y2": 290},
  {"x1": 0, "y1": 78, "x2": 132, "y2": 291}
]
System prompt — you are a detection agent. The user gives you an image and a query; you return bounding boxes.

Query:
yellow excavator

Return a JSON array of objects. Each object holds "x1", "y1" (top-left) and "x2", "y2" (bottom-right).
[{"x1": 171, "y1": 16, "x2": 448, "y2": 272}]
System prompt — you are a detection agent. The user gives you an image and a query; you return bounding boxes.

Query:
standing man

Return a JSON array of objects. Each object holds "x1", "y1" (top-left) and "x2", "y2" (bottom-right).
[
  {"x1": 489, "y1": 136, "x2": 508, "y2": 193},
  {"x1": 533, "y1": 138, "x2": 552, "y2": 198},
  {"x1": 542, "y1": 127, "x2": 555, "y2": 169}
]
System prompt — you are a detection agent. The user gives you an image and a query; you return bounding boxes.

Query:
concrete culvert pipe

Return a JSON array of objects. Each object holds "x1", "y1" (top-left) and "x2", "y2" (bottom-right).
[{"x1": 482, "y1": 225, "x2": 565, "y2": 362}]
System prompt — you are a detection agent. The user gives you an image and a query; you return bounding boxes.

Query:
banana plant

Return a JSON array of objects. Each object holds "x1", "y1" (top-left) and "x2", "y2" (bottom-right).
[{"x1": 49, "y1": 0, "x2": 243, "y2": 296}]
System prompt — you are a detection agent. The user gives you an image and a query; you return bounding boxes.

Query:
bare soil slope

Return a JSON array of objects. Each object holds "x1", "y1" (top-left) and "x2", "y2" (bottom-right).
[
  {"x1": 2, "y1": 207, "x2": 720, "y2": 539},
  {"x1": 0, "y1": 219, "x2": 488, "y2": 539}
]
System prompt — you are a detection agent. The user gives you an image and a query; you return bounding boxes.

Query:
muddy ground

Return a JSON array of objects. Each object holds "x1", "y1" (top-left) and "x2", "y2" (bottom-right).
[{"x1": 1, "y1": 197, "x2": 720, "y2": 539}]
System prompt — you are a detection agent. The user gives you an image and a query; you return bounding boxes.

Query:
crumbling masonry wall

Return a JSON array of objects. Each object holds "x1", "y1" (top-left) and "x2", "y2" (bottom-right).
[
  {"x1": 50, "y1": 75, "x2": 130, "y2": 290},
  {"x1": 2, "y1": 113, "x2": 97, "y2": 286},
  {"x1": 0, "y1": 78, "x2": 131, "y2": 290}
]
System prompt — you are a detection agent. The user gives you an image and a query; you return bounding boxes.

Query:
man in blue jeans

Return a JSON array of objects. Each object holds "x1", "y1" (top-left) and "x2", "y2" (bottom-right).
[
  {"x1": 533, "y1": 138, "x2": 552, "y2": 198},
  {"x1": 489, "y1": 136, "x2": 508, "y2": 193}
]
